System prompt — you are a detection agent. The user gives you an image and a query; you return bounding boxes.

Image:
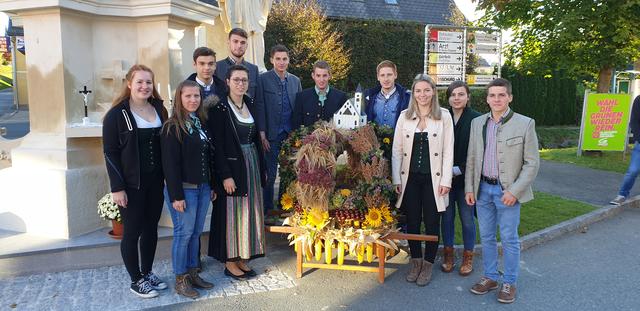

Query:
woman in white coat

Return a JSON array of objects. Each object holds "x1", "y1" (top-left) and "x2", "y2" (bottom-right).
[{"x1": 392, "y1": 74, "x2": 454, "y2": 286}]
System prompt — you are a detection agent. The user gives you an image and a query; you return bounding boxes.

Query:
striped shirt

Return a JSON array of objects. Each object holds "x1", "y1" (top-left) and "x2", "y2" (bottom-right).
[{"x1": 482, "y1": 108, "x2": 510, "y2": 178}]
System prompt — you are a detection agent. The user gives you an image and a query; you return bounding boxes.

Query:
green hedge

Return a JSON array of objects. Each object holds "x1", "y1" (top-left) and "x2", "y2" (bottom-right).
[{"x1": 330, "y1": 18, "x2": 425, "y2": 91}]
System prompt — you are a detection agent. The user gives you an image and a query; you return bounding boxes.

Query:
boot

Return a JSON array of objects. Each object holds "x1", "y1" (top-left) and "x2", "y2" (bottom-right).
[
  {"x1": 440, "y1": 246, "x2": 455, "y2": 273},
  {"x1": 175, "y1": 274, "x2": 199, "y2": 299},
  {"x1": 188, "y1": 268, "x2": 214, "y2": 289},
  {"x1": 406, "y1": 258, "x2": 423, "y2": 283},
  {"x1": 416, "y1": 260, "x2": 433, "y2": 286},
  {"x1": 459, "y1": 250, "x2": 474, "y2": 276}
]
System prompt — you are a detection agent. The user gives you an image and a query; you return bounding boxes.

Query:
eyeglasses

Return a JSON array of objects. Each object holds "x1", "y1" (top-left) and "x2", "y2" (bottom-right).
[{"x1": 231, "y1": 78, "x2": 249, "y2": 85}]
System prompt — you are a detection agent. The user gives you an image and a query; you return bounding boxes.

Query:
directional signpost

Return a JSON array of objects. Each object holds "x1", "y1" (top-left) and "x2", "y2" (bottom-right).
[{"x1": 425, "y1": 25, "x2": 501, "y2": 86}]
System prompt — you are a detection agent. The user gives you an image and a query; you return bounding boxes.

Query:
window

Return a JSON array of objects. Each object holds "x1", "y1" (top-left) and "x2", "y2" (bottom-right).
[{"x1": 384, "y1": 0, "x2": 398, "y2": 4}]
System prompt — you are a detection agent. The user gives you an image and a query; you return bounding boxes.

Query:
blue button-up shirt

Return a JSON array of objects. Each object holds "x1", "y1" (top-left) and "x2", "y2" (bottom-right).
[{"x1": 373, "y1": 87, "x2": 399, "y2": 128}]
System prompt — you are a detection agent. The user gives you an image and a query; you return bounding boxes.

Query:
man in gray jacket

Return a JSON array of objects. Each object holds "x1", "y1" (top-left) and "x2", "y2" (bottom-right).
[
  {"x1": 255, "y1": 44, "x2": 302, "y2": 216},
  {"x1": 465, "y1": 78, "x2": 539, "y2": 304}
]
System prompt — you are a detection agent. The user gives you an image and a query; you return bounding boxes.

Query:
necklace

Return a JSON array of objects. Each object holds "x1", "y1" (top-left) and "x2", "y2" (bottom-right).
[{"x1": 230, "y1": 97, "x2": 244, "y2": 111}]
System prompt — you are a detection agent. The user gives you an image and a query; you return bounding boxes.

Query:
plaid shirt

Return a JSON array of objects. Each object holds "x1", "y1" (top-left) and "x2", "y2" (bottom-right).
[{"x1": 482, "y1": 108, "x2": 511, "y2": 178}]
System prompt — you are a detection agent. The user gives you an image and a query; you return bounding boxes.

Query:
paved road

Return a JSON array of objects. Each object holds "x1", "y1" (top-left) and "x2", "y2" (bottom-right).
[
  {"x1": 534, "y1": 160, "x2": 640, "y2": 206},
  {"x1": 152, "y1": 207, "x2": 639, "y2": 311}
]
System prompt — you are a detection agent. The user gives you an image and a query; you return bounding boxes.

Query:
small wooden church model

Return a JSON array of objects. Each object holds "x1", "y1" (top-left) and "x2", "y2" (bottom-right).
[{"x1": 333, "y1": 84, "x2": 367, "y2": 129}]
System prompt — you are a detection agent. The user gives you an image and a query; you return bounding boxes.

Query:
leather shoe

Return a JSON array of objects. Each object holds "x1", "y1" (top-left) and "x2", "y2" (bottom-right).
[
  {"x1": 240, "y1": 268, "x2": 257, "y2": 277},
  {"x1": 224, "y1": 268, "x2": 247, "y2": 281}
]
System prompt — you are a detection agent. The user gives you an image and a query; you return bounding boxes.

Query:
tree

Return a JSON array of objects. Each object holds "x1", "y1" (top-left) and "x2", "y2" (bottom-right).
[
  {"x1": 476, "y1": 0, "x2": 640, "y2": 92},
  {"x1": 264, "y1": 0, "x2": 351, "y2": 89}
]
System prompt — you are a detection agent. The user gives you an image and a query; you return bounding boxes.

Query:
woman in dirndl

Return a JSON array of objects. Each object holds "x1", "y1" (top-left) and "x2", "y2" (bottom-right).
[{"x1": 207, "y1": 64, "x2": 267, "y2": 280}]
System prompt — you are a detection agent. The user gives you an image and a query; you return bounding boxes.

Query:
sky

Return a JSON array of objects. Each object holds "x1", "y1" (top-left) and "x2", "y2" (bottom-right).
[{"x1": 453, "y1": 0, "x2": 483, "y2": 22}]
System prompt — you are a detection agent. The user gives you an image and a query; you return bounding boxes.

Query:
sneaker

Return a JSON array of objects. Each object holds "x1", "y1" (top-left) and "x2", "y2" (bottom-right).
[
  {"x1": 144, "y1": 272, "x2": 168, "y2": 290},
  {"x1": 130, "y1": 278, "x2": 159, "y2": 298},
  {"x1": 609, "y1": 195, "x2": 626, "y2": 206},
  {"x1": 497, "y1": 283, "x2": 517, "y2": 304},
  {"x1": 470, "y1": 276, "x2": 499, "y2": 295}
]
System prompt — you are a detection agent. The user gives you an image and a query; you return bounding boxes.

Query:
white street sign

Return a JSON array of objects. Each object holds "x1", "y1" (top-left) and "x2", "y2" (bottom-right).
[
  {"x1": 428, "y1": 53, "x2": 464, "y2": 64},
  {"x1": 429, "y1": 64, "x2": 463, "y2": 75},
  {"x1": 432, "y1": 31, "x2": 464, "y2": 43},
  {"x1": 428, "y1": 42, "x2": 464, "y2": 53},
  {"x1": 434, "y1": 75, "x2": 463, "y2": 85},
  {"x1": 473, "y1": 32, "x2": 499, "y2": 45},
  {"x1": 468, "y1": 43, "x2": 499, "y2": 54}
]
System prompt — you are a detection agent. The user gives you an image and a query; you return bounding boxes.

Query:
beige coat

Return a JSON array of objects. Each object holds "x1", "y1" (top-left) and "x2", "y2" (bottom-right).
[
  {"x1": 392, "y1": 108, "x2": 454, "y2": 212},
  {"x1": 464, "y1": 111, "x2": 540, "y2": 203}
]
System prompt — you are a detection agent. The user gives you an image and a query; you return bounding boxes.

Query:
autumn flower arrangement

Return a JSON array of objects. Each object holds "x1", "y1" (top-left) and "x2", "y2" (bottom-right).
[{"x1": 281, "y1": 122, "x2": 399, "y2": 264}]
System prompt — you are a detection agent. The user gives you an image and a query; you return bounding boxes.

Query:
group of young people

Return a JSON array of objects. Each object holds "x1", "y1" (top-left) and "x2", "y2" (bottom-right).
[{"x1": 103, "y1": 26, "x2": 539, "y2": 304}]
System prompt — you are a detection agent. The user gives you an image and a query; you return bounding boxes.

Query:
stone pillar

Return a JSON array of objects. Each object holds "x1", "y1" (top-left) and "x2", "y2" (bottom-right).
[{"x1": 0, "y1": 0, "x2": 220, "y2": 238}]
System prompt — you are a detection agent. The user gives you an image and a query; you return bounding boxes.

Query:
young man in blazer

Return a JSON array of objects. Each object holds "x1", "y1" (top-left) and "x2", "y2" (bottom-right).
[
  {"x1": 465, "y1": 78, "x2": 540, "y2": 304},
  {"x1": 255, "y1": 44, "x2": 302, "y2": 217},
  {"x1": 186, "y1": 47, "x2": 227, "y2": 102},
  {"x1": 364, "y1": 60, "x2": 411, "y2": 130},
  {"x1": 215, "y1": 28, "x2": 260, "y2": 99},
  {"x1": 291, "y1": 60, "x2": 348, "y2": 129}
]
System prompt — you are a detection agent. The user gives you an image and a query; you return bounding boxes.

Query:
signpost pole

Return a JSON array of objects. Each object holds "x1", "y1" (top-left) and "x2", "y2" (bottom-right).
[{"x1": 577, "y1": 90, "x2": 589, "y2": 157}]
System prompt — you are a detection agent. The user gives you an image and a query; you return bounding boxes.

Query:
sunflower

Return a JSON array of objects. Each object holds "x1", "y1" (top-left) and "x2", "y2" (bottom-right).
[
  {"x1": 280, "y1": 193, "x2": 294, "y2": 210},
  {"x1": 340, "y1": 188, "x2": 352, "y2": 197},
  {"x1": 379, "y1": 205, "x2": 393, "y2": 222},
  {"x1": 365, "y1": 207, "x2": 383, "y2": 228},
  {"x1": 294, "y1": 139, "x2": 302, "y2": 148},
  {"x1": 382, "y1": 137, "x2": 391, "y2": 144},
  {"x1": 306, "y1": 207, "x2": 329, "y2": 229}
]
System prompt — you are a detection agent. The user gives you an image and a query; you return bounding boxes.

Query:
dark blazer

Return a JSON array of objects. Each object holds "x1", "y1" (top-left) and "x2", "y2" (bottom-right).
[
  {"x1": 292, "y1": 87, "x2": 348, "y2": 129},
  {"x1": 255, "y1": 70, "x2": 302, "y2": 140},
  {"x1": 103, "y1": 98, "x2": 168, "y2": 192},
  {"x1": 214, "y1": 57, "x2": 260, "y2": 99},
  {"x1": 186, "y1": 73, "x2": 227, "y2": 101},
  {"x1": 161, "y1": 120, "x2": 215, "y2": 202},
  {"x1": 450, "y1": 106, "x2": 481, "y2": 188},
  {"x1": 207, "y1": 95, "x2": 267, "y2": 196},
  {"x1": 364, "y1": 83, "x2": 411, "y2": 127}
]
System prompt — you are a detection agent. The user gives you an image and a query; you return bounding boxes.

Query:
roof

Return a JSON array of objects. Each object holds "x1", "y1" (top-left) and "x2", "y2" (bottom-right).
[{"x1": 316, "y1": 0, "x2": 457, "y2": 25}]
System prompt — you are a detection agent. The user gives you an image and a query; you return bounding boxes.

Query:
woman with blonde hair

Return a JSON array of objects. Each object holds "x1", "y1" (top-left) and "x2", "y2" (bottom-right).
[
  {"x1": 392, "y1": 74, "x2": 454, "y2": 287},
  {"x1": 103, "y1": 64, "x2": 168, "y2": 298}
]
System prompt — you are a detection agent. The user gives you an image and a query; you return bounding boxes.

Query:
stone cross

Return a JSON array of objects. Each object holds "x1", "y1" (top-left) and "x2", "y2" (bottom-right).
[{"x1": 99, "y1": 60, "x2": 127, "y2": 95}]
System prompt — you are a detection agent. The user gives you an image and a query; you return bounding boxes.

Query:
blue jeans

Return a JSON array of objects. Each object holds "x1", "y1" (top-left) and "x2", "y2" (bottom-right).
[
  {"x1": 618, "y1": 142, "x2": 640, "y2": 198},
  {"x1": 165, "y1": 184, "x2": 211, "y2": 275},
  {"x1": 476, "y1": 181, "x2": 521, "y2": 284},
  {"x1": 263, "y1": 131, "x2": 288, "y2": 213},
  {"x1": 441, "y1": 186, "x2": 476, "y2": 250}
]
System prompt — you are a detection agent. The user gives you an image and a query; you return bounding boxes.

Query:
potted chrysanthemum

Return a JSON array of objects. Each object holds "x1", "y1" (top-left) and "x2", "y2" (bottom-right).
[{"x1": 97, "y1": 193, "x2": 123, "y2": 239}]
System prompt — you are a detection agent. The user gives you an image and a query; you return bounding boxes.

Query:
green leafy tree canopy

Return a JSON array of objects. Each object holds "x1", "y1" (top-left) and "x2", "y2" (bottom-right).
[
  {"x1": 476, "y1": 0, "x2": 640, "y2": 92},
  {"x1": 264, "y1": 0, "x2": 351, "y2": 89}
]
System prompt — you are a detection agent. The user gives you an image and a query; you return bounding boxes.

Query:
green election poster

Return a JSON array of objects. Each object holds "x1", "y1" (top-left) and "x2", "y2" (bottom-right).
[{"x1": 581, "y1": 93, "x2": 632, "y2": 151}]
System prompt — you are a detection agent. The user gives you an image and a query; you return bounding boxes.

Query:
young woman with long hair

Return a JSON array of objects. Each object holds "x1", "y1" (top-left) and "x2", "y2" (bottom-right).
[
  {"x1": 392, "y1": 74, "x2": 454, "y2": 287},
  {"x1": 103, "y1": 64, "x2": 169, "y2": 298},
  {"x1": 161, "y1": 80, "x2": 216, "y2": 299}
]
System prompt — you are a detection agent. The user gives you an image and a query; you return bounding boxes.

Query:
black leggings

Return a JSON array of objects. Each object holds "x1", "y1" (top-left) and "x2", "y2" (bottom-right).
[
  {"x1": 402, "y1": 172, "x2": 441, "y2": 263},
  {"x1": 119, "y1": 172, "x2": 164, "y2": 282}
]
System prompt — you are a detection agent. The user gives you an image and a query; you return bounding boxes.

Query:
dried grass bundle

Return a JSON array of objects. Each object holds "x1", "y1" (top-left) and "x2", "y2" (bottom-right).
[
  {"x1": 348, "y1": 125, "x2": 380, "y2": 154},
  {"x1": 360, "y1": 156, "x2": 389, "y2": 182}
]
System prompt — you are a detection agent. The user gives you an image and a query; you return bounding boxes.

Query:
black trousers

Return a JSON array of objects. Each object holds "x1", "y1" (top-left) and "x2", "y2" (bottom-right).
[
  {"x1": 119, "y1": 171, "x2": 164, "y2": 282},
  {"x1": 402, "y1": 172, "x2": 441, "y2": 263}
]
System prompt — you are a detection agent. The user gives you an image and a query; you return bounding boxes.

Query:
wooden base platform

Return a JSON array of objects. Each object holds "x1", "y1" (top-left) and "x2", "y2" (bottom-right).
[{"x1": 266, "y1": 226, "x2": 437, "y2": 283}]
